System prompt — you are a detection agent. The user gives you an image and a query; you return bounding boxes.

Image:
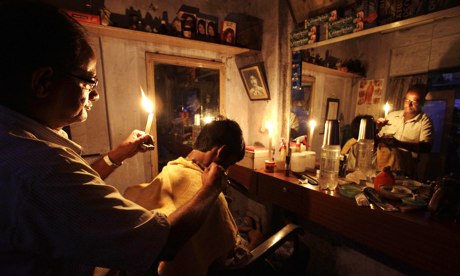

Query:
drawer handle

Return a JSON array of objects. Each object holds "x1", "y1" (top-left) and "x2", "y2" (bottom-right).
[{"x1": 282, "y1": 187, "x2": 288, "y2": 193}]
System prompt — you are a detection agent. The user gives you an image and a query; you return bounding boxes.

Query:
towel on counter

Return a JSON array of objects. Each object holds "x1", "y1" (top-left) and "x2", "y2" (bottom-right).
[{"x1": 124, "y1": 157, "x2": 248, "y2": 276}]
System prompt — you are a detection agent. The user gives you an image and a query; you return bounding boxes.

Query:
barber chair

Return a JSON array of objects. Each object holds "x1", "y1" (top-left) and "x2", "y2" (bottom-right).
[
  {"x1": 208, "y1": 178, "x2": 306, "y2": 276},
  {"x1": 208, "y1": 223, "x2": 304, "y2": 276}
]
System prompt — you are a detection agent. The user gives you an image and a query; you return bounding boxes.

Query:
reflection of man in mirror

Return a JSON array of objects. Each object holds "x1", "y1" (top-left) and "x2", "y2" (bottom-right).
[{"x1": 248, "y1": 75, "x2": 264, "y2": 97}]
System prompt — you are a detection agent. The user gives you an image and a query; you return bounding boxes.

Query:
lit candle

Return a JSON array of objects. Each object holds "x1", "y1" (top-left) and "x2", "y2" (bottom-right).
[
  {"x1": 383, "y1": 101, "x2": 391, "y2": 118},
  {"x1": 266, "y1": 122, "x2": 273, "y2": 160},
  {"x1": 308, "y1": 120, "x2": 316, "y2": 151},
  {"x1": 141, "y1": 87, "x2": 154, "y2": 134}
]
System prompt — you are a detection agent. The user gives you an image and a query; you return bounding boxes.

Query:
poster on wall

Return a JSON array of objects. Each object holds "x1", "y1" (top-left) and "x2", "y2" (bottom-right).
[{"x1": 355, "y1": 79, "x2": 384, "y2": 119}]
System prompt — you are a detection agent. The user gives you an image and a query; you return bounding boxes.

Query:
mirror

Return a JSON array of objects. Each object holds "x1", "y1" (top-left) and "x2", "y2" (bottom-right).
[
  {"x1": 146, "y1": 53, "x2": 225, "y2": 175},
  {"x1": 290, "y1": 75, "x2": 315, "y2": 140}
]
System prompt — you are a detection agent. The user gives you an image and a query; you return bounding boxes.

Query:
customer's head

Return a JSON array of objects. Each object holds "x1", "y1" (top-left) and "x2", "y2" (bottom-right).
[
  {"x1": 404, "y1": 84, "x2": 427, "y2": 117},
  {"x1": 0, "y1": 1, "x2": 99, "y2": 128},
  {"x1": 193, "y1": 118, "x2": 245, "y2": 169}
]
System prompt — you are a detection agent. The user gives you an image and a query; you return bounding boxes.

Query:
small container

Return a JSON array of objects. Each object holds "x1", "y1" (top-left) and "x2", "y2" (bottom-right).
[
  {"x1": 291, "y1": 152, "x2": 307, "y2": 172},
  {"x1": 264, "y1": 160, "x2": 276, "y2": 173},
  {"x1": 374, "y1": 166, "x2": 395, "y2": 191}
]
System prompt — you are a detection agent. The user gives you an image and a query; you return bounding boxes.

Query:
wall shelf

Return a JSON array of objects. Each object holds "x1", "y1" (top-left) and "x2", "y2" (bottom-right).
[
  {"x1": 302, "y1": 62, "x2": 362, "y2": 78},
  {"x1": 292, "y1": 6, "x2": 460, "y2": 51},
  {"x1": 81, "y1": 22, "x2": 250, "y2": 57}
]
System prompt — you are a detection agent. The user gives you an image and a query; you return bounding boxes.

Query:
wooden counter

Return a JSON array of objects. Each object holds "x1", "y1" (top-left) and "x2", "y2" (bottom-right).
[{"x1": 228, "y1": 165, "x2": 460, "y2": 275}]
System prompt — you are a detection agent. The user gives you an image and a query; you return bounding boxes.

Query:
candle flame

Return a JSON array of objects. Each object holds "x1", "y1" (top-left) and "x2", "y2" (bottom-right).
[
  {"x1": 203, "y1": 116, "x2": 214, "y2": 124},
  {"x1": 309, "y1": 120, "x2": 316, "y2": 130},
  {"x1": 384, "y1": 101, "x2": 390, "y2": 117},
  {"x1": 265, "y1": 121, "x2": 273, "y2": 136},
  {"x1": 141, "y1": 87, "x2": 154, "y2": 113}
]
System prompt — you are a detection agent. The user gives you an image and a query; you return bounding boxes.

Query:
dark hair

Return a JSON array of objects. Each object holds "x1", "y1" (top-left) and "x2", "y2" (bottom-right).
[
  {"x1": 407, "y1": 84, "x2": 428, "y2": 105},
  {"x1": 193, "y1": 118, "x2": 245, "y2": 162},
  {"x1": 0, "y1": 1, "x2": 89, "y2": 107}
]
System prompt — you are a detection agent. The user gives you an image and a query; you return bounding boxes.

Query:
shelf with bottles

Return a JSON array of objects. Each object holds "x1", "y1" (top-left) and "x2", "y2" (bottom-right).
[
  {"x1": 302, "y1": 62, "x2": 362, "y2": 78},
  {"x1": 81, "y1": 22, "x2": 250, "y2": 57},
  {"x1": 292, "y1": 6, "x2": 460, "y2": 51}
]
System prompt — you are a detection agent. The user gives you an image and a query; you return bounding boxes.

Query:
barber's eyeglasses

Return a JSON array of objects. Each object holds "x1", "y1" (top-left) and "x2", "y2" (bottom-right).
[
  {"x1": 404, "y1": 98, "x2": 420, "y2": 106},
  {"x1": 59, "y1": 72, "x2": 98, "y2": 91}
]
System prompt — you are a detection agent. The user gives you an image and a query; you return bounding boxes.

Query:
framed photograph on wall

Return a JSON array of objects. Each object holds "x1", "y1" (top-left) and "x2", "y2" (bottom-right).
[
  {"x1": 325, "y1": 98, "x2": 340, "y2": 120},
  {"x1": 239, "y1": 63, "x2": 270, "y2": 101}
]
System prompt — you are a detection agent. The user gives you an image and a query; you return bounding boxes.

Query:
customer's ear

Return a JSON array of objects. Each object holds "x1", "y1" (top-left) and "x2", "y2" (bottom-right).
[
  {"x1": 217, "y1": 145, "x2": 230, "y2": 161},
  {"x1": 31, "y1": 67, "x2": 54, "y2": 98}
]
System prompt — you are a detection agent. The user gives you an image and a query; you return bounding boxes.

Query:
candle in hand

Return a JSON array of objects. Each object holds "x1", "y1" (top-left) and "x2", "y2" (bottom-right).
[
  {"x1": 308, "y1": 120, "x2": 316, "y2": 151},
  {"x1": 141, "y1": 87, "x2": 154, "y2": 134},
  {"x1": 383, "y1": 101, "x2": 390, "y2": 118}
]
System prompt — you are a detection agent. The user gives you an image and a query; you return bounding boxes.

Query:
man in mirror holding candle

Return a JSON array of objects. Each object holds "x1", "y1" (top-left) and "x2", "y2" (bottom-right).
[
  {"x1": 375, "y1": 84, "x2": 434, "y2": 179},
  {"x1": 0, "y1": 2, "x2": 227, "y2": 275}
]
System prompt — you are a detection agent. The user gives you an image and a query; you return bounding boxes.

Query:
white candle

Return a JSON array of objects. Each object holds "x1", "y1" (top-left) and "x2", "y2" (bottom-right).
[
  {"x1": 266, "y1": 122, "x2": 273, "y2": 160},
  {"x1": 308, "y1": 120, "x2": 316, "y2": 151},
  {"x1": 145, "y1": 113, "x2": 153, "y2": 134},
  {"x1": 384, "y1": 101, "x2": 390, "y2": 118},
  {"x1": 141, "y1": 87, "x2": 154, "y2": 134}
]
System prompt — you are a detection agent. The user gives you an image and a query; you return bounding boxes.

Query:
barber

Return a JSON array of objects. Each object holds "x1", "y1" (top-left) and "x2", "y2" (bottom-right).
[
  {"x1": 0, "y1": 1, "x2": 226, "y2": 274},
  {"x1": 376, "y1": 84, "x2": 434, "y2": 178}
]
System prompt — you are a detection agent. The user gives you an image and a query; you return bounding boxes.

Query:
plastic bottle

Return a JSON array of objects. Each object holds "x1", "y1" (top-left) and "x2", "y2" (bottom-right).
[
  {"x1": 319, "y1": 120, "x2": 341, "y2": 190},
  {"x1": 357, "y1": 139, "x2": 374, "y2": 176},
  {"x1": 275, "y1": 138, "x2": 286, "y2": 170},
  {"x1": 319, "y1": 144, "x2": 341, "y2": 190},
  {"x1": 356, "y1": 117, "x2": 375, "y2": 178}
]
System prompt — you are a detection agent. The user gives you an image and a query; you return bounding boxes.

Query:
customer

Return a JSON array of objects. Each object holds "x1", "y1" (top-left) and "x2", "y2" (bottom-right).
[
  {"x1": 124, "y1": 118, "x2": 262, "y2": 276},
  {"x1": 0, "y1": 1, "x2": 226, "y2": 275},
  {"x1": 376, "y1": 84, "x2": 434, "y2": 178}
]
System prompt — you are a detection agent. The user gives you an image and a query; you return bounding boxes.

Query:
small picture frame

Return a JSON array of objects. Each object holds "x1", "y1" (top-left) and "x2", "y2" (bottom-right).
[
  {"x1": 239, "y1": 63, "x2": 270, "y2": 101},
  {"x1": 325, "y1": 98, "x2": 340, "y2": 120}
]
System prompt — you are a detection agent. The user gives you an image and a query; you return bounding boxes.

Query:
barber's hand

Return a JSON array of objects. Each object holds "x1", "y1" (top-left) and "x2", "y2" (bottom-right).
[
  {"x1": 379, "y1": 136, "x2": 398, "y2": 148},
  {"x1": 376, "y1": 117, "x2": 389, "y2": 129},
  {"x1": 201, "y1": 162, "x2": 226, "y2": 193},
  {"x1": 108, "y1": 130, "x2": 154, "y2": 164}
]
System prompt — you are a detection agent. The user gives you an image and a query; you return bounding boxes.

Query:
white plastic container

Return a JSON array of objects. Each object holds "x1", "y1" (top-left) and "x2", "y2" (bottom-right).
[
  {"x1": 304, "y1": 151, "x2": 316, "y2": 171},
  {"x1": 291, "y1": 152, "x2": 307, "y2": 172}
]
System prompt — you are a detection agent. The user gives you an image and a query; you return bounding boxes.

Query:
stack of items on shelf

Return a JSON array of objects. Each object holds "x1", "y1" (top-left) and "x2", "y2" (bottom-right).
[
  {"x1": 170, "y1": 5, "x2": 236, "y2": 45},
  {"x1": 290, "y1": 10, "x2": 333, "y2": 48},
  {"x1": 290, "y1": 0, "x2": 459, "y2": 48},
  {"x1": 291, "y1": 51, "x2": 302, "y2": 94}
]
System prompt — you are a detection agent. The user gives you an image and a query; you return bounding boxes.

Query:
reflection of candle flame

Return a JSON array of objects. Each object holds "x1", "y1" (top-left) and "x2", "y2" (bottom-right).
[
  {"x1": 141, "y1": 87, "x2": 154, "y2": 134},
  {"x1": 384, "y1": 101, "x2": 390, "y2": 117}
]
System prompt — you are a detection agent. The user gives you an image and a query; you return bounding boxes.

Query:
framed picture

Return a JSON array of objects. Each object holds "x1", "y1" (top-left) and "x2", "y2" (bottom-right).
[
  {"x1": 325, "y1": 98, "x2": 340, "y2": 120},
  {"x1": 239, "y1": 63, "x2": 270, "y2": 101}
]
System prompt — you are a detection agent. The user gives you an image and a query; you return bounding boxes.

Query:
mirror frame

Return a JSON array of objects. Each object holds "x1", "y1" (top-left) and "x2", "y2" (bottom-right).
[
  {"x1": 289, "y1": 75, "x2": 316, "y2": 141},
  {"x1": 145, "y1": 53, "x2": 226, "y2": 176}
]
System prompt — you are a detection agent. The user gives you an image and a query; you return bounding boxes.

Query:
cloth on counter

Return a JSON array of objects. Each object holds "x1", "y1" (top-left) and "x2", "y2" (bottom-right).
[{"x1": 124, "y1": 157, "x2": 249, "y2": 276}]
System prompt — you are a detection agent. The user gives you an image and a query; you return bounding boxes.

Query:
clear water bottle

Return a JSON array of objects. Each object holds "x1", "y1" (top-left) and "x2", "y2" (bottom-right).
[
  {"x1": 319, "y1": 120, "x2": 341, "y2": 190},
  {"x1": 319, "y1": 145, "x2": 340, "y2": 190},
  {"x1": 356, "y1": 117, "x2": 376, "y2": 177},
  {"x1": 357, "y1": 139, "x2": 374, "y2": 176}
]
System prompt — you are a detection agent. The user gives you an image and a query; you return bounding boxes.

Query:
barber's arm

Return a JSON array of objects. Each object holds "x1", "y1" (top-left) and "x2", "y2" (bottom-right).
[
  {"x1": 378, "y1": 136, "x2": 432, "y2": 153},
  {"x1": 91, "y1": 130, "x2": 154, "y2": 179},
  {"x1": 158, "y1": 162, "x2": 226, "y2": 260}
]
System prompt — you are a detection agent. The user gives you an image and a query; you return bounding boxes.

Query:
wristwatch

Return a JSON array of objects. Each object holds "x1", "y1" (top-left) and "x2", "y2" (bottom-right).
[{"x1": 103, "y1": 155, "x2": 123, "y2": 168}]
